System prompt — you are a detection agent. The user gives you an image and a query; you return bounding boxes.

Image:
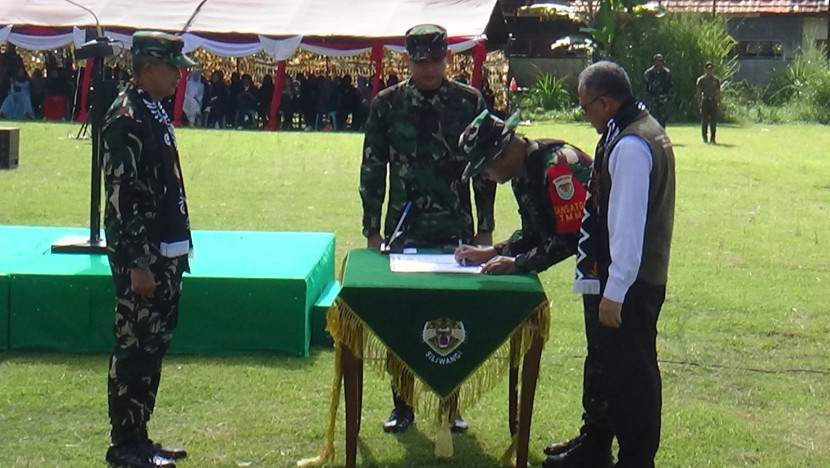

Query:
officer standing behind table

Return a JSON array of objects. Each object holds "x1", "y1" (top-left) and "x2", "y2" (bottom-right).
[
  {"x1": 454, "y1": 109, "x2": 593, "y2": 276},
  {"x1": 359, "y1": 23, "x2": 496, "y2": 434},
  {"x1": 102, "y1": 31, "x2": 195, "y2": 468},
  {"x1": 696, "y1": 60, "x2": 721, "y2": 144},
  {"x1": 643, "y1": 54, "x2": 672, "y2": 128}
]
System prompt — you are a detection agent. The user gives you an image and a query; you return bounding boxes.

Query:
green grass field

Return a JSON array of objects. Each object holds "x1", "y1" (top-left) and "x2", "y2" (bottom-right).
[{"x1": 1, "y1": 121, "x2": 829, "y2": 467}]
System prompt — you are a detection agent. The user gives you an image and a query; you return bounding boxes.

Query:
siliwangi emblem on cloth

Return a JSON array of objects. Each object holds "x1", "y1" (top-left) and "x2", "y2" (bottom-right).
[{"x1": 422, "y1": 318, "x2": 466, "y2": 357}]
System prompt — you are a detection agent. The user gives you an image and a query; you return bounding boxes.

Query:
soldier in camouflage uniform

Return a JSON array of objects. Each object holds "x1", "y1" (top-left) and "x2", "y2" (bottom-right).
[
  {"x1": 453, "y1": 110, "x2": 602, "y2": 468},
  {"x1": 102, "y1": 31, "x2": 195, "y2": 468},
  {"x1": 359, "y1": 24, "x2": 496, "y2": 434},
  {"x1": 643, "y1": 54, "x2": 672, "y2": 128},
  {"x1": 454, "y1": 110, "x2": 592, "y2": 274}
]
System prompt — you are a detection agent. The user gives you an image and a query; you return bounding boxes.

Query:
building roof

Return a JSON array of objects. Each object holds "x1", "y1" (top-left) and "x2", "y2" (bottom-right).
[
  {"x1": 661, "y1": 0, "x2": 826, "y2": 15},
  {"x1": 503, "y1": 0, "x2": 827, "y2": 16}
]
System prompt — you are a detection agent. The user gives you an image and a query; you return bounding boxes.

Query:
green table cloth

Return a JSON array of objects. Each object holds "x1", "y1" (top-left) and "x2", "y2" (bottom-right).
[{"x1": 334, "y1": 249, "x2": 549, "y2": 400}]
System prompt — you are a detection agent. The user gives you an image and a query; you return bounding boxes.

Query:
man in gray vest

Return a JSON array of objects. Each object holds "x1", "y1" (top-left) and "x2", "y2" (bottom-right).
[{"x1": 543, "y1": 61, "x2": 675, "y2": 468}]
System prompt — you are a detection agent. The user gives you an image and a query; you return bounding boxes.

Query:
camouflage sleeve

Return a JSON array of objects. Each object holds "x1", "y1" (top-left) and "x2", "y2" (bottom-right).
[
  {"x1": 513, "y1": 232, "x2": 578, "y2": 273},
  {"x1": 499, "y1": 225, "x2": 537, "y2": 259},
  {"x1": 102, "y1": 117, "x2": 151, "y2": 270},
  {"x1": 499, "y1": 210, "x2": 577, "y2": 273},
  {"x1": 359, "y1": 97, "x2": 390, "y2": 237},
  {"x1": 471, "y1": 92, "x2": 496, "y2": 233}
]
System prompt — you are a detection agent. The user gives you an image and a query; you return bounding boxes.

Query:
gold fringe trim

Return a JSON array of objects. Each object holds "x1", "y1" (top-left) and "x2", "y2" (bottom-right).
[{"x1": 333, "y1": 298, "x2": 551, "y2": 424}]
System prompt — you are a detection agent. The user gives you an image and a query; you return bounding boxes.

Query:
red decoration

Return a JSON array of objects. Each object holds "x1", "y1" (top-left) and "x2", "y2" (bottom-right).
[
  {"x1": 547, "y1": 162, "x2": 587, "y2": 234},
  {"x1": 76, "y1": 60, "x2": 93, "y2": 123},
  {"x1": 264, "y1": 60, "x2": 287, "y2": 131}
]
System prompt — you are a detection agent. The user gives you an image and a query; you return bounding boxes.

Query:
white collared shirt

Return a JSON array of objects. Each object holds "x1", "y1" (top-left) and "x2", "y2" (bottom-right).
[{"x1": 603, "y1": 135, "x2": 652, "y2": 303}]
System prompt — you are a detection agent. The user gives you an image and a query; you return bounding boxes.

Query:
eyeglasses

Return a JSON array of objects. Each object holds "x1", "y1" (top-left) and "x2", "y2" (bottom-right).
[{"x1": 580, "y1": 94, "x2": 607, "y2": 113}]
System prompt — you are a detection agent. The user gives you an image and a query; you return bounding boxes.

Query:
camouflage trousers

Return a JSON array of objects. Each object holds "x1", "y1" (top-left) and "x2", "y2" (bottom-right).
[
  {"x1": 107, "y1": 256, "x2": 184, "y2": 445},
  {"x1": 647, "y1": 98, "x2": 668, "y2": 128}
]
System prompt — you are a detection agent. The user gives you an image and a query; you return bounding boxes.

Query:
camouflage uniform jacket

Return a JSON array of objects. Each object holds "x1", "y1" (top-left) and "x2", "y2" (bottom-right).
[
  {"x1": 102, "y1": 84, "x2": 191, "y2": 271},
  {"x1": 496, "y1": 139, "x2": 593, "y2": 273},
  {"x1": 644, "y1": 66, "x2": 672, "y2": 101},
  {"x1": 360, "y1": 78, "x2": 495, "y2": 247}
]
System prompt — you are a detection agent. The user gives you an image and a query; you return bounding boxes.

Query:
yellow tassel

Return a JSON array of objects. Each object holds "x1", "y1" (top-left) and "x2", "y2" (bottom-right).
[
  {"x1": 297, "y1": 332, "x2": 343, "y2": 467},
  {"x1": 499, "y1": 433, "x2": 518, "y2": 467},
  {"x1": 434, "y1": 410, "x2": 454, "y2": 458}
]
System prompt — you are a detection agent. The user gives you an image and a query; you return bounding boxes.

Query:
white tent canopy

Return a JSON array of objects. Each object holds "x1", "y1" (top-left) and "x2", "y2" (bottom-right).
[{"x1": 0, "y1": 0, "x2": 500, "y2": 57}]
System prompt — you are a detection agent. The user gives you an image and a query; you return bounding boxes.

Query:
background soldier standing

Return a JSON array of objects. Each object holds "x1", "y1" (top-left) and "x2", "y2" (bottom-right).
[
  {"x1": 696, "y1": 61, "x2": 722, "y2": 144},
  {"x1": 643, "y1": 54, "x2": 671, "y2": 127},
  {"x1": 102, "y1": 31, "x2": 195, "y2": 468},
  {"x1": 359, "y1": 23, "x2": 496, "y2": 434}
]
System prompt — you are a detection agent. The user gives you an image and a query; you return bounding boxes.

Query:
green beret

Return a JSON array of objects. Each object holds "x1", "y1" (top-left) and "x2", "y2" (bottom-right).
[
  {"x1": 405, "y1": 24, "x2": 448, "y2": 61},
  {"x1": 132, "y1": 31, "x2": 196, "y2": 68},
  {"x1": 459, "y1": 110, "x2": 520, "y2": 182}
]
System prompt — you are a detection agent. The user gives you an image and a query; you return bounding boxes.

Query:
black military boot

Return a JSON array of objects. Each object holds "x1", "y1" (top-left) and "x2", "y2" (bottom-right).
[
  {"x1": 105, "y1": 441, "x2": 176, "y2": 468},
  {"x1": 143, "y1": 439, "x2": 188, "y2": 461},
  {"x1": 138, "y1": 426, "x2": 188, "y2": 460},
  {"x1": 542, "y1": 426, "x2": 614, "y2": 468},
  {"x1": 383, "y1": 393, "x2": 415, "y2": 433},
  {"x1": 543, "y1": 431, "x2": 586, "y2": 456}
]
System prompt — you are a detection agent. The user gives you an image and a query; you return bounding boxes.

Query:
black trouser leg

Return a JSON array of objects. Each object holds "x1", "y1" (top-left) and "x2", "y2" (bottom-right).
[
  {"x1": 709, "y1": 117, "x2": 717, "y2": 142},
  {"x1": 582, "y1": 295, "x2": 612, "y2": 431},
  {"x1": 597, "y1": 281, "x2": 665, "y2": 468}
]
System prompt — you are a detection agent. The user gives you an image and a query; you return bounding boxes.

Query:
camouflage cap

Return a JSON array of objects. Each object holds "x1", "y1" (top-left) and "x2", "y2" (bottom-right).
[
  {"x1": 132, "y1": 31, "x2": 196, "y2": 68},
  {"x1": 405, "y1": 24, "x2": 448, "y2": 61},
  {"x1": 459, "y1": 109, "x2": 521, "y2": 182}
]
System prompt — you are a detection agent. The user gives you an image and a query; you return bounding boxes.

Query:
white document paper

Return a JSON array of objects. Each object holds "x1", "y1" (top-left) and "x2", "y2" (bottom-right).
[{"x1": 389, "y1": 254, "x2": 482, "y2": 274}]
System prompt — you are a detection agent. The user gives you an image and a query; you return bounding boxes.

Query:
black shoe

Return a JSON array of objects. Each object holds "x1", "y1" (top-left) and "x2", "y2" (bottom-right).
[
  {"x1": 702, "y1": 136, "x2": 708, "y2": 143},
  {"x1": 383, "y1": 405, "x2": 415, "y2": 433},
  {"x1": 543, "y1": 433, "x2": 585, "y2": 456},
  {"x1": 451, "y1": 416, "x2": 468, "y2": 433},
  {"x1": 145, "y1": 439, "x2": 187, "y2": 460},
  {"x1": 541, "y1": 439, "x2": 614, "y2": 468},
  {"x1": 105, "y1": 442, "x2": 176, "y2": 468}
]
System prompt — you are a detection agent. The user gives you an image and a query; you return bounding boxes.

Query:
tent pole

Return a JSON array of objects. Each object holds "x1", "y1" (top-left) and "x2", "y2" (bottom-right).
[
  {"x1": 471, "y1": 42, "x2": 486, "y2": 90},
  {"x1": 265, "y1": 60, "x2": 286, "y2": 131},
  {"x1": 370, "y1": 44, "x2": 383, "y2": 99},
  {"x1": 172, "y1": 68, "x2": 187, "y2": 127},
  {"x1": 76, "y1": 59, "x2": 93, "y2": 123}
]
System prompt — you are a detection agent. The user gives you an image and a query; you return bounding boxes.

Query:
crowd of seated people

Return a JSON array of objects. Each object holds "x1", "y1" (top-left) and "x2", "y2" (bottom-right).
[
  {"x1": 0, "y1": 43, "x2": 422, "y2": 133},
  {"x1": 187, "y1": 69, "x2": 389, "y2": 132}
]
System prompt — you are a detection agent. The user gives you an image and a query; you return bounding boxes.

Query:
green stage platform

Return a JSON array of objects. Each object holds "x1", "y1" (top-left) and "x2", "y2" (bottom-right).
[{"x1": 0, "y1": 226, "x2": 337, "y2": 356}]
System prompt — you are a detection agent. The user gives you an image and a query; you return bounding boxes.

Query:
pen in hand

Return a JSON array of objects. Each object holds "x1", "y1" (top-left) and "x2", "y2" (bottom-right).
[{"x1": 458, "y1": 239, "x2": 466, "y2": 266}]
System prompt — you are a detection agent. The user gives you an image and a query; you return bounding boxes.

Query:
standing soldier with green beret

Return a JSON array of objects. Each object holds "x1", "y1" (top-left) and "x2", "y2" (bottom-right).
[
  {"x1": 643, "y1": 54, "x2": 671, "y2": 128},
  {"x1": 102, "y1": 31, "x2": 195, "y2": 468},
  {"x1": 359, "y1": 23, "x2": 496, "y2": 434},
  {"x1": 696, "y1": 60, "x2": 721, "y2": 144},
  {"x1": 454, "y1": 110, "x2": 593, "y2": 274}
]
